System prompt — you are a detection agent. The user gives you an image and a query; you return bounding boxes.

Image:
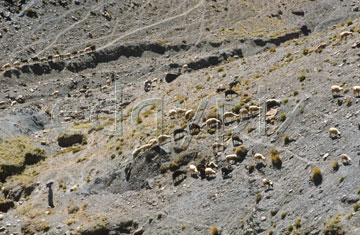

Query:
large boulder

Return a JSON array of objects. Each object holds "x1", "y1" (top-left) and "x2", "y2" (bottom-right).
[{"x1": 57, "y1": 130, "x2": 84, "y2": 147}]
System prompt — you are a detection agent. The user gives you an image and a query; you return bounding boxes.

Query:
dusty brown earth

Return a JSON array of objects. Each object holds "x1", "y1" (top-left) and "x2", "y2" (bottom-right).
[{"x1": 0, "y1": 0, "x2": 360, "y2": 234}]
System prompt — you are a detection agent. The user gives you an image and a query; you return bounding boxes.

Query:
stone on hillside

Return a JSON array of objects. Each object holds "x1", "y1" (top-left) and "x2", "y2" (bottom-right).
[{"x1": 57, "y1": 130, "x2": 84, "y2": 147}]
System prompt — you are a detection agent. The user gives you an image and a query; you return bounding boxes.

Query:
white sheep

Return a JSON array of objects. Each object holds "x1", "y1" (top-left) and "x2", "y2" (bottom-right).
[
  {"x1": 169, "y1": 109, "x2": 177, "y2": 119},
  {"x1": 331, "y1": 85, "x2": 343, "y2": 95},
  {"x1": 176, "y1": 108, "x2": 187, "y2": 117},
  {"x1": 11, "y1": 101, "x2": 17, "y2": 106},
  {"x1": 340, "y1": 31, "x2": 353, "y2": 40},
  {"x1": 223, "y1": 112, "x2": 239, "y2": 122},
  {"x1": 205, "y1": 167, "x2": 216, "y2": 176},
  {"x1": 328, "y1": 127, "x2": 340, "y2": 138},
  {"x1": 147, "y1": 138, "x2": 158, "y2": 146},
  {"x1": 84, "y1": 46, "x2": 92, "y2": 53},
  {"x1": 353, "y1": 86, "x2": 360, "y2": 97},
  {"x1": 132, "y1": 143, "x2": 154, "y2": 159},
  {"x1": 185, "y1": 109, "x2": 195, "y2": 120},
  {"x1": 254, "y1": 153, "x2": 266, "y2": 163},
  {"x1": 13, "y1": 61, "x2": 21, "y2": 67},
  {"x1": 40, "y1": 57, "x2": 47, "y2": 62},
  {"x1": 207, "y1": 161, "x2": 218, "y2": 169},
  {"x1": 189, "y1": 164, "x2": 198, "y2": 174},
  {"x1": 64, "y1": 53, "x2": 71, "y2": 59},
  {"x1": 263, "y1": 179, "x2": 273, "y2": 189},
  {"x1": 52, "y1": 90, "x2": 59, "y2": 96},
  {"x1": 157, "y1": 135, "x2": 171, "y2": 144},
  {"x1": 248, "y1": 105, "x2": 261, "y2": 115},
  {"x1": 340, "y1": 154, "x2": 352, "y2": 165},
  {"x1": 226, "y1": 154, "x2": 238, "y2": 164},
  {"x1": 212, "y1": 142, "x2": 225, "y2": 152},
  {"x1": 182, "y1": 64, "x2": 188, "y2": 69},
  {"x1": 240, "y1": 108, "x2": 249, "y2": 118},
  {"x1": 106, "y1": 79, "x2": 111, "y2": 85},
  {"x1": 1, "y1": 63, "x2": 11, "y2": 71},
  {"x1": 202, "y1": 118, "x2": 221, "y2": 128},
  {"x1": 53, "y1": 54, "x2": 61, "y2": 61}
]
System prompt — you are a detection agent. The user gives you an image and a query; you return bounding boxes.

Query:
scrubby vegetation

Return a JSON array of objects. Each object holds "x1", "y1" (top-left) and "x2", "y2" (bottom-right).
[{"x1": 311, "y1": 167, "x2": 323, "y2": 185}]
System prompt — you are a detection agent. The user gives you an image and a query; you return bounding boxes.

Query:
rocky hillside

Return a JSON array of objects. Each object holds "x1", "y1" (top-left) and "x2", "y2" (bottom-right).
[{"x1": 0, "y1": 0, "x2": 360, "y2": 234}]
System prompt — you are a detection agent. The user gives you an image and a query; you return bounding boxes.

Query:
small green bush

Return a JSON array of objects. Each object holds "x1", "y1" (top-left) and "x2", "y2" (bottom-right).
[
  {"x1": 281, "y1": 211, "x2": 287, "y2": 219},
  {"x1": 298, "y1": 75, "x2": 306, "y2": 82},
  {"x1": 270, "y1": 149, "x2": 282, "y2": 169},
  {"x1": 211, "y1": 226, "x2": 219, "y2": 235},
  {"x1": 279, "y1": 113, "x2": 286, "y2": 122},
  {"x1": 354, "y1": 203, "x2": 360, "y2": 212},
  {"x1": 248, "y1": 165, "x2": 255, "y2": 174},
  {"x1": 293, "y1": 90, "x2": 299, "y2": 96},
  {"x1": 311, "y1": 167, "x2": 322, "y2": 185},
  {"x1": 282, "y1": 135, "x2": 290, "y2": 145},
  {"x1": 332, "y1": 161, "x2": 339, "y2": 171},
  {"x1": 323, "y1": 215, "x2": 346, "y2": 235},
  {"x1": 255, "y1": 193, "x2": 262, "y2": 204},
  {"x1": 295, "y1": 218, "x2": 301, "y2": 229}
]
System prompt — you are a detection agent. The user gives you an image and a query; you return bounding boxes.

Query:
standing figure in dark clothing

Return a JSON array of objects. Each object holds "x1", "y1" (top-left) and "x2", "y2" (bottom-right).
[{"x1": 46, "y1": 182, "x2": 54, "y2": 208}]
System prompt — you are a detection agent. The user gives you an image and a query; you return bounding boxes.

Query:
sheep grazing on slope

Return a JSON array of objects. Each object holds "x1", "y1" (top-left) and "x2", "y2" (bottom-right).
[
  {"x1": 53, "y1": 54, "x2": 61, "y2": 61},
  {"x1": 223, "y1": 112, "x2": 239, "y2": 123},
  {"x1": 157, "y1": 135, "x2": 172, "y2": 144},
  {"x1": 216, "y1": 84, "x2": 227, "y2": 93},
  {"x1": 189, "y1": 164, "x2": 198, "y2": 175},
  {"x1": 185, "y1": 109, "x2": 195, "y2": 121},
  {"x1": 205, "y1": 168, "x2": 216, "y2": 177},
  {"x1": 207, "y1": 161, "x2": 218, "y2": 169},
  {"x1": 331, "y1": 85, "x2": 343, "y2": 96},
  {"x1": 340, "y1": 31, "x2": 353, "y2": 40},
  {"x1": 249, "y1": 105, "x2": 261, "y2": 115},
  {"x1": 13, "y1": 61, "x2": 21, "y2": 67},
  {"x1": 132, "y1": 143, "x2": 154, "y2": 158},
  {"x1": 340, "y1": 154, "x2": 352, "y2": 165},
  {"x1": 263, "y1": 179, "x2": 273, "y2": 189},
  {"x1": 169, "y1": 109, "x2": 177, "y2": 119},
  {"x1": 176, "y1": 108, "x2": 187, "y2": 117},
  {"x1": 353, "y1": 86, "x2": 360, "y2": 97},
  {"x1": 226, "y1": 154, "x2": 238, "y2": 164},
  {"x1": 266, "y1": 99, "x2": 281, "y2": 109},
  {"x1": 202, "y1": 118, "x2": 221, "y2": 129},
  {"x1": 1, "y1": 63, "x2": 11, "y2": 71},
  {"x1": 240, "y1": 108, "x2": 249, "y2": 119},
  {"x1": 189, "y1": 123, "x2": 201, "y2": 134},
  {"x1": 147, "y1": 138, "x2": 158, "y2": 146},
  {"x1": 229, "y1": 81, "x2": 241, "y2": 89},
  {"x1": 232, "y1": 134, "x2": 243, "y2": 147},
  {"x1": 212, "y1": 142, "x2": 225, "y2": 152},
  {"x1": 328, "y1": 127, "x2": 340, "y2": 138},
  {"x1": 225, "y1": 89, "x2": 238, "y2": 99},
  {"x1": 40, "y1": 57, "x2": 47, "y2": 62},
  {"x1": 254, "y1": 153, "x2": 266, "y2": 163}
]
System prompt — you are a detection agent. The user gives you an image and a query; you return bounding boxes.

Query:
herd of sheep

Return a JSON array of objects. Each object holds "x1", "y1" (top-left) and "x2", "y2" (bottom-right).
[
  {"x1": 129, "y1": 76, "x2": 360, "y2": 191},
  {"x1": 0, "y1": 45, "x2": 95, "y2": 72}
]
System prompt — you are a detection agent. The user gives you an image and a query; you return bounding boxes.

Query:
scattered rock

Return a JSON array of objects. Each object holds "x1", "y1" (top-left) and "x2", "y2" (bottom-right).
[{"x1": 57, "y1": 130, "x2": 84, "y2": 147}]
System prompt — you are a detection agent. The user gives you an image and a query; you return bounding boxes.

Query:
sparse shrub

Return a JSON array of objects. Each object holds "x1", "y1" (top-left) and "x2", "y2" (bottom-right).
[
  {"x1": 148, "y1": 217, "x2": 153, "y2": 223},
  {"x1": 217, "y1": 67, "x2": 224, "y2": 72},
  {"x1": 354, "y1": 203, "x2": 360, "y2": 212},
  {"x1": 157, "y1": 213, "x2": 163, "y2": 219},
  {"x1": 181, "y1": 224, "x2": 185, "y2": 230},
  {"x1": 293, "y1": 90, "x2": 299, "y2": 96},
  {"x1": 255, "y1": 193, "x2": 262, "y2": 204},
  {"x1": 287, "y1": 224, "x2": 293, "y2": 232},
  {"x1": 269, "y1": 48, "x2": 276, "y2": 53},
  {"x1": 68, "y1": 205, "x2": 80, "y2": 214},
  {"x1": 235, "y1": 145, "x2": 248, "y2": 158},
  {"x1": 279, "y1": 113, "x2": 286, "y2": 122},
  {"x1": 110, "y1": 154, "x2": 116, "y2": 159},
  {"x1": 211, "y1": 226, "x2": 219, "y2": 235},
  {"x1": 270, "y1": 149, "x2": 282, "y2": 169},
  {"x1": 323, "y1": 215, "x2": 346, "y2": 235},
  {"x1": 281, "y1": 211, "x2": 287, "y2": 219},
  {"x1": 302, "y1": 48, "x2": 309, "y2": 55},
  {"x1": 248, "y1": 164, "x2": 255, "y2": 174},
  {"x1": 247, "y1": 126, "x2": 255, "y2": 133},
  {"x1": 298, "y1": 75, "x2": 306, "y2": 82},
  {"x1": 295, "y1": 218, "x2": 301, "y2": 229},
  {"x1": 332, "y1": 161, "x2": 339, "y2": 171},
  {"x1": 268, "y1": 230, "x2": 273, "y2": 235},
  {"x1": 357, "y1": 188, "x2": 360, "y2": 194},
  {"x1": 346, "y1": 20, "x2": 353, "y2": 26},
  {"x1": 282, "y1": 135, "x2": 290, "y2": 145},
  {"x1": 283, "y1": 98, "x2": 288, "y2": 104},
  {"x1": 311, "y1": 167, "x2": 322, "y2": 185},
  {"x1": 339, "y1": 176, "x2": 344, "y2": 184}
]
